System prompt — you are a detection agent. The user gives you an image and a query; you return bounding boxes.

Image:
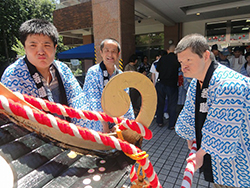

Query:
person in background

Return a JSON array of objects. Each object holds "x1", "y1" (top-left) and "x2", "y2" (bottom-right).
[
  {"x1": 177, "y1": 67, "x2": 191, "y2": 115},
  {"x1": 211, "y1": 44, "x2": 219, "y2": 60},
  {"x1": 156, "y1": 45, "x2": 180, "y2": 129},
  {"x1": 227, "y1": 46, "x2": 233, "y2": 60},
  {"x1": 124, "y1": 54, "x2": 140, "y2": 117},
  {"x1": 246, "y1": 45, "x2": 250, "y2": 53},
  {"x1": 150, "y1": 51, "x2": 169, "y2": 119},
  {"x1": 155, "y1": 55, "x2": 159, "y2": 61},
  {"x1": 175, "y1": 33, "x2": 250, "y2": 188},
  {"x1": 150, "y1": 52, "x2": 167, "y2": 86},
  {"x1": 229, "y1": 46, "x2": 245, "y2": 73},
  {"x1": 150, "y1": 54, "x2": 160, "y2": 86},
  {"x1": 217, "y1": 47, "x2": 230, "y2": 67},
  {"x1": 137, "y1": 55, "x2": 151, "y2": 78},
  {"x1": 124, "y1": 54, "x2": 138, "y2": 71},
  {"x1": 82, "y1": 38, "x2": 134, "y2": 133},
  {"x1": 240, "y1": 52, "x2": 250, "y2": 77},
  {"x1": 1, "y1": 19, "x2": 84, "y2": 125}
]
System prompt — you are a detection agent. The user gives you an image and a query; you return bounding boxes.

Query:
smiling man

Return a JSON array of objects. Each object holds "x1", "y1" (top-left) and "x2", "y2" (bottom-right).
[
  {"x1": 175, "y1": 33, "x2": 250, "y2": 188},
  {"x1": 82, "y1": 38, "x2": 134, "y2": 133},
  {"x1": 1, "y1": 19, "x2": 85, "y2": 125}
]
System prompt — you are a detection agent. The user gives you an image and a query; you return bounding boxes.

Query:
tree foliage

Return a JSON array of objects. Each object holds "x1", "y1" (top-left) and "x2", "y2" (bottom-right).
[
  {"x1": 56, "y1": 36, "x2": 71, "y2": 58},
  {"x1": 11, "y1": 37, "x2": 25, "y2": 56},
  {"x1": 0, "y1": 0, "x2": 68, "y2": 70},
  {"x1": 135, "y1": 33, "x2": 164, "y2": 46}
]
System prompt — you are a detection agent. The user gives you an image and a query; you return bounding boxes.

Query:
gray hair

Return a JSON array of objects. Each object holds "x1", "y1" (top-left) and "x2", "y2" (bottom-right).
[
  {"x1": 100, "y1": 38, "x2": 121, "y2": 53},
  {"x1": 175, "y1": 33, "x2": 214, "y2": 60}
]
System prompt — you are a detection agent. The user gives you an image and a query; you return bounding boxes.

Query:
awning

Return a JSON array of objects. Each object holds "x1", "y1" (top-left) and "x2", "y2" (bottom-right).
[{"x1": 57, "y1": 43, "x2": 95, "y2": 59}]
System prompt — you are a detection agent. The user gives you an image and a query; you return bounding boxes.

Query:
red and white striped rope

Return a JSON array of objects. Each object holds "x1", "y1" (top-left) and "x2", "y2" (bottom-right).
[
  {"x1": 15, "y1": 93, "x2": 152, "y2": 140},
  {"x1": 0, "y1": 94, "x2": 162, "y2": 188},
  {"x1": 181, "y1": 141, "x2": 197, "y2": 188},
  {"x1": 130, "y1": 165, "x2": 138, "y2": 182}
]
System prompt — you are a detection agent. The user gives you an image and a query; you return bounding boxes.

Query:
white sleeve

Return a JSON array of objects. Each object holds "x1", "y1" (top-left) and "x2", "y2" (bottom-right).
[{"x1": 150, "y1": 64, "x2": 156, "y2": 73}]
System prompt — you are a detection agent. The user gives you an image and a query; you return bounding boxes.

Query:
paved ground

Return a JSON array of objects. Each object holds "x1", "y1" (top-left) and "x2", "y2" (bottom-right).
[{"x1": 123, "y1": 117, "x2": 213, "y2": 188}]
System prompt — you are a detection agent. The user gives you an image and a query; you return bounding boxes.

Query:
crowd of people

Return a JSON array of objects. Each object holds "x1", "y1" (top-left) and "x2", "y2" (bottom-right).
[
  {"x1": 125, "y1": 45, "x2": 190, "y2": 130},
  {"x1": 1, "y1": 18, "x2": 250, "y2": 188},
  {"x1": 212, "y1": 43, "x2": 250, "y2": 77}
]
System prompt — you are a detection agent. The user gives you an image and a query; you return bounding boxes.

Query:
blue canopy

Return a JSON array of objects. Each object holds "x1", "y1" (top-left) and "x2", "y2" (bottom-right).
[{"x1": 57, "y1": 43, "x2": 95, "y2": 59}]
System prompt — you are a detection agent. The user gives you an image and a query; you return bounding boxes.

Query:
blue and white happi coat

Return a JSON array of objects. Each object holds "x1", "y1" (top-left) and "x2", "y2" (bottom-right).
[
  {"x1": 176, "y1": 64, "x2": 250, "y2": 187},
  {"x1": 82, "y1": 64, "x2": 135, "y2": 132},
  {"x1": 1, "y1": 57, "x2": 85, "y2": 127}
]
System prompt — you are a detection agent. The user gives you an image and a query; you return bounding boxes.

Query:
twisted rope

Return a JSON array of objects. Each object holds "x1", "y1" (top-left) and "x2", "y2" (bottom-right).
[
  {"x1": 16, "y1": 93, "x2": 152, "y2": 140},
  {"x1": 0, "y1": 94, "x2": 161, "y2": 188},
  {"x1": 181, "y1": 141, "x2": 197, "y2": 188}
]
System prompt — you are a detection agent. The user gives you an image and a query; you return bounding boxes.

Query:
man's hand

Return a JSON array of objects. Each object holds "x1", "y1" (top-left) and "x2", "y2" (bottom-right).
[
  {"x1": 187, "y1": 140, "x2": 195, "y2": 150},
  {"x1": 186, "y1": 148, "x2": 207, "y2": 171},
  {"x1": 101, "y1": 121, "x2": 110, "y2": 133}
]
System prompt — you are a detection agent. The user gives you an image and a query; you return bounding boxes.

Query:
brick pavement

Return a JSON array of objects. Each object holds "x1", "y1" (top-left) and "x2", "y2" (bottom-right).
[{"x1": 123, "y1": 118, "x2": 213, "y2": 188}]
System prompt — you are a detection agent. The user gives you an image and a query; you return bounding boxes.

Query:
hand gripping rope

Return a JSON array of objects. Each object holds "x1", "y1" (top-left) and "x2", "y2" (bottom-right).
[
  {"x1": 181, "y1": 141, "x2": 197, "y2": 188},
  {"x1": 0, "y1": 93, "x2": 162, "y2": 188}
]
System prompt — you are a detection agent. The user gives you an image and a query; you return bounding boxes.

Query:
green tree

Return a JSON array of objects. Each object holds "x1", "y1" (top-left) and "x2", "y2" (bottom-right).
[
  {"x1": 11, "y1": 37, "x2": 25, "y2": 56},
  {"x1": 21, "y1": 0, "x2": 56, "y2": 22},
  {"x1": 0, "y1": 0, "x2": 68, "y2": 76},
  {"x1": 56, "y1": 36, "x2": 71, "y2": 57},
  {"x1": 0, "y1": 0, "x2": 24, "y2": 63}
]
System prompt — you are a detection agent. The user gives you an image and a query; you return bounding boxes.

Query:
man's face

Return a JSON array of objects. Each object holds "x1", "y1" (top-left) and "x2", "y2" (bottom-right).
[
  {"x1": 100, "y1": 41, "x2": 120, "y2": 67},
  {"x1": 177, "y1": 48, "x2": 207, "y2": 79},
  {"x1": 219, "y1": 53, "x2": 227, "y2": 60},
  {"x1": 246, "y1": 56, "x2": 250, "y2": 63},
  {"x1": 212, "y1": 49, "x2": 219, "y2": 56},
  {"x1": 24, "y1": 34, "x2": 56, "y2": 72},
  {"x1": 234, "y1": 50, "x2": 241, "y2": 58}
]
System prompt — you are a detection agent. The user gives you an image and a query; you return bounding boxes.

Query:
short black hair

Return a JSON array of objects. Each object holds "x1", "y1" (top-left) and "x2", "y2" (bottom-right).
[
  {"x1": 245, "y1": 52, "x2": 250, "y2": 59},
  {"x1": 19, "y1": 18, "x2": 59, "y2": 47},
  {"x1": 211, "y1": 44, "x2": 218, "y2": 51},
  {"x1": 233, "y1": 46, "x2": 241, "y2": 52},
  {"x1": 142, "y1": 55, "x2": 148, "y2": 62},
  {"x1": 128, "y1": 54, "x2": 138, "y2": 63}
]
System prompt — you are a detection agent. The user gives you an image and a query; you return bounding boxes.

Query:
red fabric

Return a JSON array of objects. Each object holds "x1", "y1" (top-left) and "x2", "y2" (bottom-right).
[{"x1": 178, "y1": 74, "x2": 184, "y2": 86}]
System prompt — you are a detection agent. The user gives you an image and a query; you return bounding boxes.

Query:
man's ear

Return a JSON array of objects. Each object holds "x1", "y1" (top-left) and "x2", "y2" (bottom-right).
[{"x1": 204, "y1": 50, "x2": 210, "y2": 61}]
